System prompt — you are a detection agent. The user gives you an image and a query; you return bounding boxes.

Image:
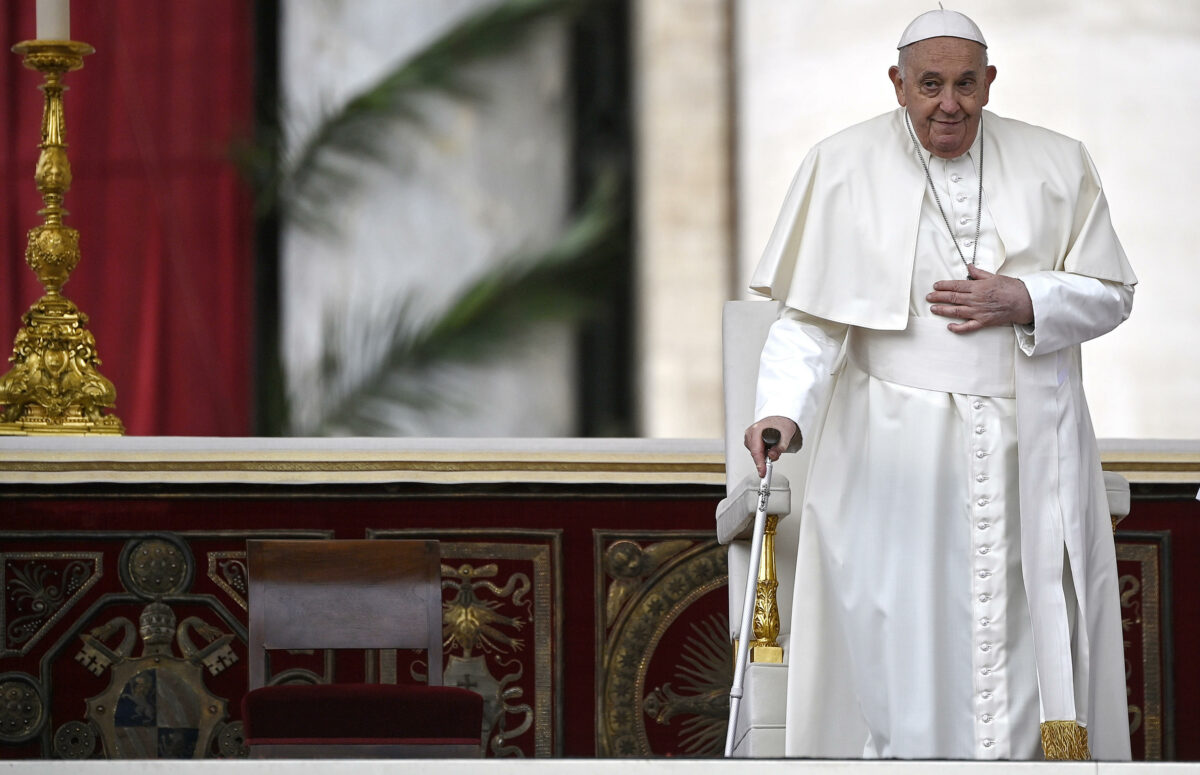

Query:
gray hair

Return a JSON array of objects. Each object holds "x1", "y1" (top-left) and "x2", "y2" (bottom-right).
[{"x1": 897, "y1": 42, "x2": 988, "y2": 72}]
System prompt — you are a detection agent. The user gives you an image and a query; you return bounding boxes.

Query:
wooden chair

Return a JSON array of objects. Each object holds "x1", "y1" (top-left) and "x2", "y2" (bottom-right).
[{"x1": 241, "y1": 539, "x2": 483, "y2": 758}]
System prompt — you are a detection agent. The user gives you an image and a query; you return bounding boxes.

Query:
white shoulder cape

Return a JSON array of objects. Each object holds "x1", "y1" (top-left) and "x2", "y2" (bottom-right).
[{"x1": 750, "y1": 108, "x2": 1135, "y2": 329}]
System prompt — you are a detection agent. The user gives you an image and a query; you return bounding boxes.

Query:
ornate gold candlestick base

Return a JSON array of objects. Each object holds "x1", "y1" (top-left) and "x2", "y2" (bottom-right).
[{"x1": 0, "y1": 40, "x2": 123, "y2": 435}]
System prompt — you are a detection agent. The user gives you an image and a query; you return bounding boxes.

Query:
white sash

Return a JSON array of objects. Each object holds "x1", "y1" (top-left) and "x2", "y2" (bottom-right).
[{"x1": 847, "y1": 315, "x2": 1015, "y2": 398}]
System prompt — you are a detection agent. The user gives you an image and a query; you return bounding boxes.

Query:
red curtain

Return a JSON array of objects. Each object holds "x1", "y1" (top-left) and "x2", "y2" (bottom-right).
[{"x1": 0, "y1": 1, "x2": 254, "y2": 435}]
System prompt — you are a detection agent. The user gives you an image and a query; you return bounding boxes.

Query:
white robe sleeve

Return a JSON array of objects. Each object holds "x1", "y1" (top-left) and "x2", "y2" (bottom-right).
[
  {"x1": 754, "y1": 307, "x2": 848, "y2": 446},
  {"x1": 1015, "y1": 272, "x2": 1134, "y2": 356}
]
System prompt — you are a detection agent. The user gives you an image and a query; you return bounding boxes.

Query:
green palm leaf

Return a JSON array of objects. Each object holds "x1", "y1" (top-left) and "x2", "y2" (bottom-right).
[
  {"x1": 237, "y1": 0, "x2": 623, "y2": 435},
  {"x1": 307, "y1": 172, "x2": 623, "y2": 435},
  {"x1": 247, "y1": 0, "x2": 593, "y2": 224}
]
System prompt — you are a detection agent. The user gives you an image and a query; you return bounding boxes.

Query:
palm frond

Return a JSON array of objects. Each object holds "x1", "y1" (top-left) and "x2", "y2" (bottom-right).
[
  {"x1": 244, "y1": 0, "x2": 593, "y2": 224},
  {"x1": 306, "y1": 171, "x2": 623, "y2": 434}
]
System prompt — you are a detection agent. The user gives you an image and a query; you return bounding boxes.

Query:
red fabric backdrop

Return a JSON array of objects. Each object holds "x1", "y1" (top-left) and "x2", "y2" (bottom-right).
[{"x1": 0, "y1": 1, "x2": 254, "y2": 435}]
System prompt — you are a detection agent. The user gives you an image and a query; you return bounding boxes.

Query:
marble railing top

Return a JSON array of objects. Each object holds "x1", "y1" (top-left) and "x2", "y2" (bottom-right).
[{"x1": 0, "y1": 436, "x2": 1194, "y2": 487}]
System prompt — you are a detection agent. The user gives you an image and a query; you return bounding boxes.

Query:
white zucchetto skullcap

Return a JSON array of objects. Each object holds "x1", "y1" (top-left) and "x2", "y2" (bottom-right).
[{"x1": 897, "y1": 8, "x2": 987, "y2": 49}]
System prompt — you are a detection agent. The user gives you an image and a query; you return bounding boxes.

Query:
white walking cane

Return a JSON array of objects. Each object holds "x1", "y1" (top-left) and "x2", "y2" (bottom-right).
[{"x1": 724, "y1": 427, "x2": 781, "y2": 757}]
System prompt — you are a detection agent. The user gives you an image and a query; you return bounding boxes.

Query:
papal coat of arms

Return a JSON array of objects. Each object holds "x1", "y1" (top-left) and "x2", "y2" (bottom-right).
[{"x1": 74, "y1": 601, "x2": 238, "y2": 758}]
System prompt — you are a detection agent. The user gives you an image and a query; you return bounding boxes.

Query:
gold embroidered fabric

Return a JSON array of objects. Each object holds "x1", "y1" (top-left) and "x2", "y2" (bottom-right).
[{"x1": 1041, "y1": 720, "x2": 1089, "y2": 760}]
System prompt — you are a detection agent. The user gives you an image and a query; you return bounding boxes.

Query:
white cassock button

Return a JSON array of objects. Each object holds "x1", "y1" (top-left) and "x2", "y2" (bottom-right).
[
  {"x1": 957, "y1": 194, "x2": 968, "y2": 202},
  {"x1": 978, "y1": 570, "x2": 991, "y2": 579},
  {"x1": 951, "y1": 173, "x2": 962, "y2": 182},
  {"x1": 981, "y1": 691, "x2": 993, "y2": 699},
  {"x1": 978, "y1": 546, "x2": 990, "y2": 555},
  {"x1": 980, "y1": 643, "x2": 992, "y2": 652},
  {"x1": 959, "y1": 216, "x2": 970, "y2": 225},
  {"x1": 981, "y1": 714, "x2": 994, "y2": 723},
  {"x1": 973, "y1": 400, "x2": 983, "y2": 409},
  {"x1": 976, "y1": 450, "x2": 987, "y2": 459},
  {"x1": 977, "y1": 497, "x2": 989, "y2": 507},
  {"x1": 979, "y1": 617, "x2": 991, "y2": 627},
  {"x1": 976, "y1": 474, "x2": 988, "y2": 482},
  {"x1": 964, "y1": 239, "x2": 974, "y2": 247},
  {"x1": 977, "y1": 521, "x2": 990, "y2": 530},
  {"x1": 980, "y1": 667, "x2": 992, "y2": 675},
  {"x1": 983, "y1": 739, "x2": 996, "y2": 748},
  {"x1": 979, "y1": 593, "x2": 991, "y2": 602},
  {"x1": 975, "y1": 426, "x2": 985, "y2": 434}
]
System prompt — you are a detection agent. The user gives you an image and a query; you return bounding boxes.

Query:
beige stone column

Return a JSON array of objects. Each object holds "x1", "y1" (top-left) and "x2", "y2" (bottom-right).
[{"x1": 633, "y1": 0, "x2": 736, "y2": 438}]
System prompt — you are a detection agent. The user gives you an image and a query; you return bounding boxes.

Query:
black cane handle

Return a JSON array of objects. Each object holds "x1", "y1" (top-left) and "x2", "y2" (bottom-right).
[{"x1": 761, "y1": 428, "x2": 782, "y2": 452}]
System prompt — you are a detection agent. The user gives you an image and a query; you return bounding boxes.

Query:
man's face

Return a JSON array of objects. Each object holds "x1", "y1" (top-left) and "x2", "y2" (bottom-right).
[{"x1": 888, "y1": 37, "x2": 996, "y2": 159}]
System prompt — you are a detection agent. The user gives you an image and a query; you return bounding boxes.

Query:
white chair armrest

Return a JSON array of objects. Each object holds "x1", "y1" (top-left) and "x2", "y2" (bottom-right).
[
  {"x1": 1104, "y1": 471, "x2": 1130, "y2": 522},
  {"x1": 715, "y1": 473, "x2": 792, "y2": 544}
]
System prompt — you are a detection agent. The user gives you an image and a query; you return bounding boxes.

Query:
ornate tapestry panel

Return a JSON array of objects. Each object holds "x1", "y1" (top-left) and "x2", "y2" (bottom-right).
[
  {"x1": 1115, "y1": 530, "x2": 1174, "y2": 760},
  {"x1": 370, "y1": 528, "x2": 562, "y2": 758},
  {"x1": 595, "y1": 531, "x2": 729, "y2": 757},
  {"x1": 0, "y1": 530, "x2": 328, "y2": 759}
]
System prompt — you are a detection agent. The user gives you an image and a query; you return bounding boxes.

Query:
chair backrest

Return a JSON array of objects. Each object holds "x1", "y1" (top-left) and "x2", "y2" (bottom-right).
[{"x1": 246, "y1": 539, "x2": 443, "y2": 691}]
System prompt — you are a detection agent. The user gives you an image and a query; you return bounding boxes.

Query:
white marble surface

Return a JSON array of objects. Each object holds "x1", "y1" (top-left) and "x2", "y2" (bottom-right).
[
  {"x1": 0, "y1": 436, "x2": 726, "y2": 485},
  {"x1": 0, "y1": 436, "x2": 1192, "y2": 487}
]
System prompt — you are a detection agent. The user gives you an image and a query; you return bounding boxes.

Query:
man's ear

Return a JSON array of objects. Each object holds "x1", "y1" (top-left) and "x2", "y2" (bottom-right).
[
  {"x1": 888, "y1": 65, "x2": 906, "y2": 107},
  {"x1": 982, "y1": 64, "x2": 997, "y2": 105}
]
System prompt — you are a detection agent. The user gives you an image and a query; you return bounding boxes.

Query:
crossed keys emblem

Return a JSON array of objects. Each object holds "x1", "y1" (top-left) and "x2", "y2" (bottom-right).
[{"x1": 72, "y1": 601, "x2": 238, "y2": 759}]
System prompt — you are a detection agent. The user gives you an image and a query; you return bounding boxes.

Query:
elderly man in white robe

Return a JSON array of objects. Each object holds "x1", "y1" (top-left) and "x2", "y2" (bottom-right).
[{"x1": 744, "y1": 8, "x2": 1136, "y2": 761}]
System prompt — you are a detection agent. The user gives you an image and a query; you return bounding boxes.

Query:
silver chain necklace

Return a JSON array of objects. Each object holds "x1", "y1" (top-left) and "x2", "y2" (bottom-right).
[{"x1": 905, "y1": 110, "x2": 983, "y2": 277}]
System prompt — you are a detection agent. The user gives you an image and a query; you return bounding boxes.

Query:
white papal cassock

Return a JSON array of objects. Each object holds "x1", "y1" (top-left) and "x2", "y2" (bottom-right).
[{"x1": 751, "y1": 108, "x2": 1136, "y2": 760}]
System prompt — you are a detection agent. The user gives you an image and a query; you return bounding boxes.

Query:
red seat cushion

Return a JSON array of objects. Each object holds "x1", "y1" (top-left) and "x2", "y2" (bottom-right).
[{"x1": 242, "y1": 684, "x2": 482, "y2": 744}]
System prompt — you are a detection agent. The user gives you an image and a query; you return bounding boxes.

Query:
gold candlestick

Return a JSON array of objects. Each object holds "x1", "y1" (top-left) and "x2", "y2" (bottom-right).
[{"x1": 0, "y1": 40, "x2": 122, "y2": 435}]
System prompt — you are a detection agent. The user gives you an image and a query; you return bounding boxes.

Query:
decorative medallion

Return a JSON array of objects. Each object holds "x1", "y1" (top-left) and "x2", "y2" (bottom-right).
[
  {"x1": 119, "y1": 536, "x2": 192, "y2": 598},
  {"x1": 76, "y1": 601, "x2": 236, "y2": 758},
  {"x1": 596, "y1": 533, "x2": 730, "y2": 757},
  {"x1": 0, "y1": 671, "x2": 47, "y2": 743},
  {"x1": 2, "y1": 552, "x2": 102, "y2": 656},
  {"x1": 53, "y1": 719, "x2": 97, "y2": 759},
  {"x1": 215, "y1": 720, "x2": 248, "y2": 758}
]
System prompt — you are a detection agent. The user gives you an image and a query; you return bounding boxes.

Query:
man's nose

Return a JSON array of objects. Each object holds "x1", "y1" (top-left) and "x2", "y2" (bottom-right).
[{"x1": 938, "y1": 86, "x2": 961, "y2": 115}]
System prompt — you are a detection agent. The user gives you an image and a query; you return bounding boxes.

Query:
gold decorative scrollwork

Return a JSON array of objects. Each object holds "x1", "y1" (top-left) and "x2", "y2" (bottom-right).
[
  {"x1": 603, "y1": 539, "x2": 691, "y2": 628},
  {"x1": 1120, "y1": 571, "x2": 1143, "y2": 739},
  {"x1": 641, "y1": 615, "x2": 731, "y2": 754},
  {"x1": 1116, "y1": 539, "x2": 1166, "y2": 759},
  {"x1": 2, "y1": 552, "x2": 102, "y2": 657},
  {"x1": 443, "y1": 563, "x2": 530, "y2": 656},
  {"x1": 370, "y1": 528, "x2": 559, "y2": 757},
  {"x1": 206, "y1": 552, "x2": 248, "y2": 611},
  {"x1": 597, "y1": 534, "x2": 729, "y2": 757}
]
